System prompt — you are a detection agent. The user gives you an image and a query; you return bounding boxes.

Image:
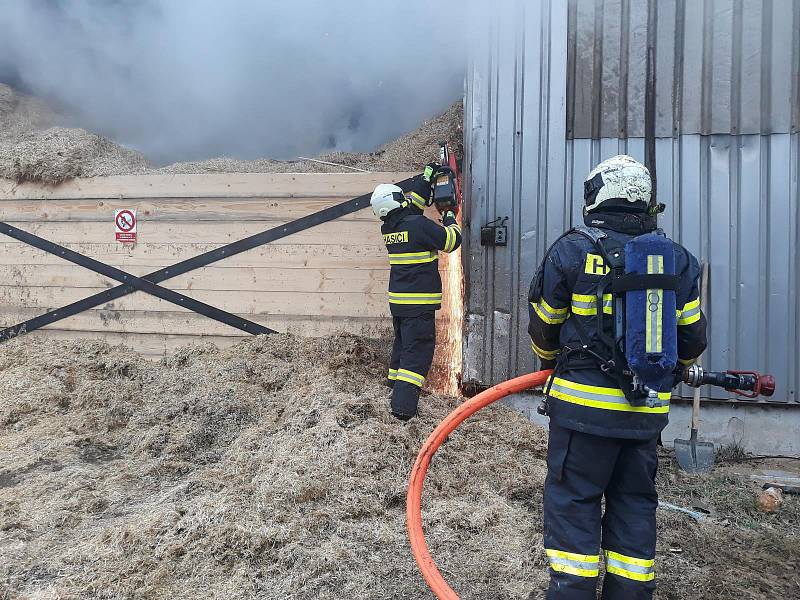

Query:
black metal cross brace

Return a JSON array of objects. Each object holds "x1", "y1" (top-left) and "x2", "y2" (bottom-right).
[{"x1": 0, "y1": 176, "x2": 416, "y2": 343}]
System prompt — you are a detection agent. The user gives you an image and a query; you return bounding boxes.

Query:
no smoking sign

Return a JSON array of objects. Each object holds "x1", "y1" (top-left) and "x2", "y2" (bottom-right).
[{"x1": 115, "y1": 209, "x2": 137, "y2": 243}]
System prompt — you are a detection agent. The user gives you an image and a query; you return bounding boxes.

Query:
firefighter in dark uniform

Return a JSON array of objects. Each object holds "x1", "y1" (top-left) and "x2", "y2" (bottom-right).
[
  {"x1": 371, "y1": 165, "x2": 462, "y2": 420},
  {"x1": 528, "y1": 155, "x2": 707, "y2": 599}
]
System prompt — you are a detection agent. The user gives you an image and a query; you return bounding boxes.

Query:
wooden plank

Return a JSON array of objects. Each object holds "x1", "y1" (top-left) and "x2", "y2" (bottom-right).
[
  {"x1": 3, "y1": 219, "x2": 383, "y2": 245},
  {"x1": 2, "y1": 307, "x2": 392, "y2": 338},
  {"x1": 0, "y1": 242, "x2": 459, "y2": 272},
  {"x1": 0, "y1": 264, "x2": 390, "y2": 293},
  {"x1": 23, "y1": 329, "x2": 243, "y2": 357},
  {"x1": 0, "y1": 242, "x2": 391, "y2": 269},
  {"x1": 0, "y1": 172, "x2": 415, "y2": 200},
  {"x1": 0, "y1": 198, "x2": 379, "y2": 223},
  {"x1": 0, "y1": 287, "x2": 391, "y2": 317}
]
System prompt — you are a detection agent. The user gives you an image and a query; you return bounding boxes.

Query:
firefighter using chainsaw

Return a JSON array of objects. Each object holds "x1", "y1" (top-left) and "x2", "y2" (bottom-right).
[
  {"x1": 528, "y1": 155, "x2": 707, "y2": 599},
  {"x1": 371, "y1": 163, "x2": 461, "y2": 420}
]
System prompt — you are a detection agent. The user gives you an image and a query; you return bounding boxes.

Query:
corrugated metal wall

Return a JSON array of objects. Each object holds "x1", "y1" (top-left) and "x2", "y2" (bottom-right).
[
  {"x1": 463, "y1": 0, "x2": 569, "y2": 386},
  {"x1": 567, "y1": 0, "x2": 800, "y2": 138},
  {"x1": 464, "y1": 0, "x2": 800, "y2": 403}
]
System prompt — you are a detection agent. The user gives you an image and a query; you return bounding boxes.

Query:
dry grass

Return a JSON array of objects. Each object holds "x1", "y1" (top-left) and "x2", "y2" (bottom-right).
[
  {"x1": 0, "y1": 334, "x2": 548, "y2": 600},
  {"x1": 0, "y1": 334, "x2": 797, "y2": 599}
]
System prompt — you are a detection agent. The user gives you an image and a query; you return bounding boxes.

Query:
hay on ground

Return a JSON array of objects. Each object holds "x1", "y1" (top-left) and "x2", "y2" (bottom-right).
[{"x1": 0, "y1": 334, "x2": 797, "y2": 599}]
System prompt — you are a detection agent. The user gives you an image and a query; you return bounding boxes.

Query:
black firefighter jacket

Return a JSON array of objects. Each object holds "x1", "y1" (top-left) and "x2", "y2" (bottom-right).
[
  {"x1": 381, "y1": 178, "x2": 462, "y2": 317},
  {"x1": 528, "y1": 213, "x2": 708, "y2": 439}
]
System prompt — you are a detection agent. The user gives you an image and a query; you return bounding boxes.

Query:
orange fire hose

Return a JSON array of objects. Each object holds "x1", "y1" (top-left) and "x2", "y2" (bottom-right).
[{"x1": 406, "y1": 369, "x2": 553, "y2": 600}]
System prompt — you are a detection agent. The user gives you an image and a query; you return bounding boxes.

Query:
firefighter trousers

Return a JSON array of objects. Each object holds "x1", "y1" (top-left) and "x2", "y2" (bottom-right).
[
  {"x1": 387, "y1": 312, "x2": 436, "y2": 419},
  {"x1": 543, "y1": 422, "x2": 658, "y2": 600}
]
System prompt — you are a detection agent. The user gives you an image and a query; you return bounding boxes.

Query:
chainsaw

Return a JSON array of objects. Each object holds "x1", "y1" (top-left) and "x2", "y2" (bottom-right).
[{"x1": 429, "y1": 142, "x2": 461, "y2": 213}]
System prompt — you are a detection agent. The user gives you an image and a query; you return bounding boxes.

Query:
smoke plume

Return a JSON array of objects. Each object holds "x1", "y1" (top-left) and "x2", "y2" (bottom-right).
[{"x1": 0, "y1": 0, "x2": 478, "y2": 164}]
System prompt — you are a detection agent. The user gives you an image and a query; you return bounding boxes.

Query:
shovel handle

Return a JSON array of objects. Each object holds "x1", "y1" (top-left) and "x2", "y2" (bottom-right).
[{"x1": 691, "y1": 263, "x2": 709, "y2": 431}]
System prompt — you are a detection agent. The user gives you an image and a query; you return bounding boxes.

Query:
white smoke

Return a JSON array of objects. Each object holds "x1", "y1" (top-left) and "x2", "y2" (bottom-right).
[{"x1": 0, "y1": 0, "x2": 481, "y2": 164}]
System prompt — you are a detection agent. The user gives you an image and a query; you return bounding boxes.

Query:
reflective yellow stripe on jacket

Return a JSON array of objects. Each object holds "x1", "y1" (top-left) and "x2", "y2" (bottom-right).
[
  {"x1": 388, "y1": 251, "x2": 438, "y2": 265},
  {"x1": 678, "y1": 297, "x2": 701, "y2": 325},
  {"x1": 443, "y1": 224, "x2": 461, "y2": 252},
  {"x1": 547, "y1": 377, "x2": 670, "y2": 413},
  {"x1": 408, "y1": 192, "x2": 427, "y2": 210},
  {"x1": 571, "y1": 293, "x2": 613, "y2": 316},
  {"x1": 531, "y1": 340, "x2": 560, "y2": 360},
  {"x1": 388, "y1": 291, "x2": 442, "y2": 305},
  {"x1": 531, "y1": 299, "x2": 569, "y2": 325}
]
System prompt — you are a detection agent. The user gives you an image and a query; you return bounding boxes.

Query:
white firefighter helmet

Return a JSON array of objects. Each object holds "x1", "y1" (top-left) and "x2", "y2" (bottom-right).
[
  {"x1": 371, "y1": 183, "x2": 405, "y2": 218},
  {"x1": 583, "y1": 155, "x2": 652, "y2": 213}
]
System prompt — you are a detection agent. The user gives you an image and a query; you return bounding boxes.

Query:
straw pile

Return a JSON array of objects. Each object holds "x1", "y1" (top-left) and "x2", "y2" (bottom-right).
[
  {"x1": 0, "y1": 85, "x2": 151, "y2": 184},
  {"x1": 0, "y1": 334, "x2": 797, "y2": 599},
  {"x1": 0, "y1": 83, "x2": 463, "y2": 183}
]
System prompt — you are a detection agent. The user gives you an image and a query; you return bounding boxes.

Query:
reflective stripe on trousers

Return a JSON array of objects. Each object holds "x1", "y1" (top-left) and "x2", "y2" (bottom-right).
[
  {"x1": 545, "y1": 548, "x2": 600, "y2": 578},
  {"x1": 544, "y1": 548, "x2": 655, "y2": 582},
  {"x1": 395, "y1": 368, "x2": 425, "y2": 388},
  {"x1": 604, "y1": 550, "x2": 655, "y2": 582},
  {"x1": 388, "y1": 291, "x2": 442, "y2": 305}
]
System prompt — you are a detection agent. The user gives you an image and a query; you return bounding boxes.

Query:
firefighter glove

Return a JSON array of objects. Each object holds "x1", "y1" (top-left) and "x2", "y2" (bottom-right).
[{"x1": 422, "y1": 162, "x2": 441, "y2": 183}]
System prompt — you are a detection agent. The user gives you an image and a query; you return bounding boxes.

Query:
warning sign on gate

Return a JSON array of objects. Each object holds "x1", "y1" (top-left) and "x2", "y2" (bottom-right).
[{"x1": 115, "y1": 209, "x2": 137, "y2": 243}]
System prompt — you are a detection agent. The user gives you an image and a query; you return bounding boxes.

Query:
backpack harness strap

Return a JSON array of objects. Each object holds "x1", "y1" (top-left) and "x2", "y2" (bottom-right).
[{"x1": 546, "y1": 227, "x2": 679, "y2": 406}]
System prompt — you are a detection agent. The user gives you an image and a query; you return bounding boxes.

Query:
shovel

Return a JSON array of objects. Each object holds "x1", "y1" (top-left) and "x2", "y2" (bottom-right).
[{"x1": 675, "y1": 263, "x2": 715, "y2": 473}]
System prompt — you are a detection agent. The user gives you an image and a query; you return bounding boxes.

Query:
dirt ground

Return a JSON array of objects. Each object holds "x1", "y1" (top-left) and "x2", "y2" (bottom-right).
[
  {"x1": 0, "y1": 335, "x2": 797, "y2": 600},
  {"x1": 0, "y1": 84, "x2": 463, "y2": 184}
]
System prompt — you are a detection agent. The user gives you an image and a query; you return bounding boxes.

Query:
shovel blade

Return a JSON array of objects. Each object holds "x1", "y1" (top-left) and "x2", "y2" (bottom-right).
[{"x1": 675, "y1": 436, "x2": 715, "y2": 473}]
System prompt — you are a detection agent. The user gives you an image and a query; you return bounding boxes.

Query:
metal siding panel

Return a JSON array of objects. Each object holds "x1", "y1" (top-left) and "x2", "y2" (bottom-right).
[
  {"x1": 545, "y1": 1, "x2": 572, "y2": 246},
  {"x1": 769, "y1": 0, "x2": 795, "y2": 132},
  {"x1": 573, "y1": 0, "x2": 599, "y2": 138},
  {"x1": 706, "y1": 137, "x2": 734, "y2": 387},
  {"x1": 463, "y1": 11, "x2": 492, "y2": 382},
  {"x1": 464, "y1": 0, "x2": 570, "y2": 384},
  {"x1": 625, "y1": 0, "x2": 648, "y2": 138},
  {"x1": 488, "y1": 1, "x2": 521, "y2": 383},
  {"x1": 655, "y1": 0, "x2": 677, "y2": 137},
  {"x1": 793, "y1": 1, "x2": 800, "y2": 132},
  {"x1": 567, "y1": 0, "x2": 798, "y2": 137},
  {"x1": 739, "y1": 0, "x2": 765, "y2": 134},
  {"x1": 764, "y1": 134, "x2": 796, "y2": 401},
  {"x1": 734, "y1": 136, "x2": 763, "y2": 370},
  {"x1": 676, "y1": 136, "x2": 704, "y2": 254},
  {"x1": 709, "y1": 0, "x2": 735, "y2": 134},
  {"x1": 793, "y1": 132, "x2": 799, "y2": 401},
  {"x1": 680, "y1": 1, "x2": 706, "y2": 134},
  {"x1": 653, "y1": 137, "x2": 675, "y2": 236},
  {"x1": 517, "y1": 2, "x2": 549, "y2": 375},
  {"x1": 568, "y1": 141, "x2": 593, "y2": 226},
  {"x1": 600, "y1": 0, "x2": 623, "y2": 138}
]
